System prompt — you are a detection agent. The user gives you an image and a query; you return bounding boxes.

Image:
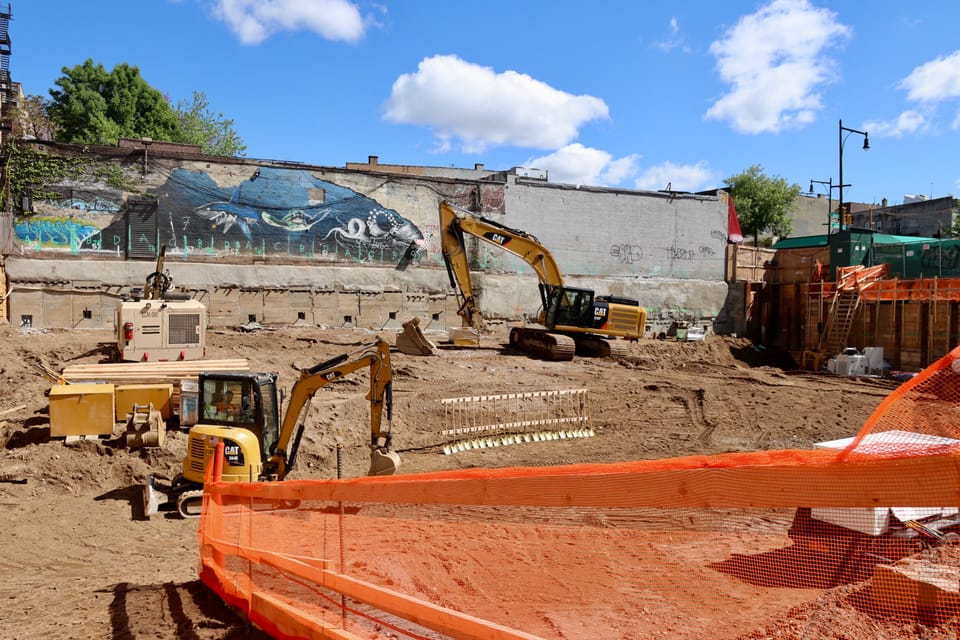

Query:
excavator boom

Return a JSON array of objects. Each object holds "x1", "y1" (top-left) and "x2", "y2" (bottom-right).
[
  {"x1": 439, "y1": 201, "x2": 564, "y2": 331},
  {"x1": 269, "y1": 337, "x2": 400, "y2": 479}
]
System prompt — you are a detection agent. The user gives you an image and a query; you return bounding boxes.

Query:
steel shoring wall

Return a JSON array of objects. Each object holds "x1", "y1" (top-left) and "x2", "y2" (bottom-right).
[{"x1": 198, "y1": 350, "x2": 960, "y2": 640}]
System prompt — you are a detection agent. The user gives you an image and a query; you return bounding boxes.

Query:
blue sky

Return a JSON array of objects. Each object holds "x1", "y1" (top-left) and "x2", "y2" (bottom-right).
[{"x1": 10, "y1": 1, "x2": 960, "y2": 206}]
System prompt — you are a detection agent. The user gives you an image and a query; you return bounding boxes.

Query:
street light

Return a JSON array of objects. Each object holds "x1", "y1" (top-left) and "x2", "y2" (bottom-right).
[
  {"x1": 838, "y1": 119, "x2": 869, "y2": 232},
  {"x1": 809, "y1": 178, "x2": 850, "y2": 236}
]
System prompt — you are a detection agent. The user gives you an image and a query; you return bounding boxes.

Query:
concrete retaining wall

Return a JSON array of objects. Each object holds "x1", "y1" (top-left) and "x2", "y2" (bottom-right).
[
  {"x1": 2, "y1": 141, "x2": 733, "y2": 334},
  {"x1": 3, "y1": 258, "x2": 728, "y2": 335}
]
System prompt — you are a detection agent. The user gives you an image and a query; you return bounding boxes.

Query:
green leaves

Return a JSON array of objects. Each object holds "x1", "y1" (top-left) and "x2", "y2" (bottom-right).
[
  {"x1": 724, "y1": 164, "x2": 802, "y2": 245},
  {"x1": 174, "y1": 91, "x2": 246, "y2": 157},
  {"x1": 45, "y1": 59, "x2": 243, "y2": 155}
]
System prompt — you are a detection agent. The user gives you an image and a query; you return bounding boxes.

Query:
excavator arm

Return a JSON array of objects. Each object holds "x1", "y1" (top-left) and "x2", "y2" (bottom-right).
[
  {"x1": 267, "y1": 337, "x2": 400, "y2": 479},
  {"x1": 439, "y1": 200, "x2": 565, "y2": 330}
]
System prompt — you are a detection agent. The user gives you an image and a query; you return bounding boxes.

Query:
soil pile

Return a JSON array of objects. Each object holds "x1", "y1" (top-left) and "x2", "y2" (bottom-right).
[{"x1": 0, "y1": 323, "x2": 948, "y2": 639}]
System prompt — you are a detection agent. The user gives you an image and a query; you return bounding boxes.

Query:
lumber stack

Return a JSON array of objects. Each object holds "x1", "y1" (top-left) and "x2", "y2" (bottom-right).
[
  {"x1": 60, "y1": 359, "x2": 250, "y2": 418},
  {"x1": 61, "y1": 359, "x2": 250, "y2": 385}
]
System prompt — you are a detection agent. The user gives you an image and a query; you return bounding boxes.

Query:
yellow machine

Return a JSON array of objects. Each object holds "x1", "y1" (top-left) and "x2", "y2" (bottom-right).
[
  {"x1": 438, "y1": 200, "x2": 647, "y2": 360},
  {"x1": 145, "y1": 338, "x2": 401, "y2": 518},
  {"x1": 115, "y1": 244, "x2": 207, "y2": 362}
]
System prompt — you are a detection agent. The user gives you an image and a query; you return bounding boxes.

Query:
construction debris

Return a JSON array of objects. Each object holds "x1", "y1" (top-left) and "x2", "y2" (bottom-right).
[{"x1": 0, "y1": 405, "x2": 25, "y2": 417}]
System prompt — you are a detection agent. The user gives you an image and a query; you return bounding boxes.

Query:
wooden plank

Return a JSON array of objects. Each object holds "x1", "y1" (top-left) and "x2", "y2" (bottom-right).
[
  {"x1": 873, "y1": 558, "x2": 960, "y2": 614},
  {"x1": 250, "y1": 591, "x2": 367, "y2": 640},
  {"x1": 202, "y1": 541, "x2": 543, "y2": 640},
  {"x1": 61, "y1": 359, "x2": 250, "y2": 385}
]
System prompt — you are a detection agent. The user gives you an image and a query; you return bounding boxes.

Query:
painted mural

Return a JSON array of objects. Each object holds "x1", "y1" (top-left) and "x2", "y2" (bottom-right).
[
  {"x1": 161, "y1": 167, "x2": 424, "y2": 265},
  {"x1": 14, "y1": 166, "x2": 426, "y2": 267},
  {"x1": 14, "y1": 189, "x2": 123, "y2": 254}
]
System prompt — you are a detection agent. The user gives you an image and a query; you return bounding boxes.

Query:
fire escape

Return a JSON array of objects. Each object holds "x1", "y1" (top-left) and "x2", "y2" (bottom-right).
[{"x1": 0, "y1": 3, "x2": 13, "y2": 141}]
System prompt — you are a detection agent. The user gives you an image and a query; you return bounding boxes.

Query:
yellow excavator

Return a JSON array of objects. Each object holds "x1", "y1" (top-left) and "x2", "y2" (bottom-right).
[
  {"x1": 439, "y1": 200, "x2": 647, "y2": 360},
  {"x1": 145, "y1": 337, "x2": 401, "y2": 518}
]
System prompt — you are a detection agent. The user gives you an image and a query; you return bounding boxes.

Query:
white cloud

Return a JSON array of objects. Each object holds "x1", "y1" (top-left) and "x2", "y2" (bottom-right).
[
  {"x1": 706, "y1": 0, "x2": 850, "y2": 134},
  {"x1": 654, "y1": 17, "x2": 690, "y2": 53},
  {"x1": 213, "y1": 0, "x2": 366, "y2": 45},
  {"x1": 383, "y1": 55, "x2": 610, "y2": 153},
  {"x1": 523, "y1": 145, "x2": 716, "y2": 192},
  {"x1": 899, "y1": 51, "x2": 960, "y2": 102},
  {"x1": 633, "y1": 161, "x2": 719, "y2": 192},
  {"x1": 863, "y1": 110, "x2": 928, "y2": 138},
  {"x1": 524, "y1": 144, "x2": 638, "y2": 187}
]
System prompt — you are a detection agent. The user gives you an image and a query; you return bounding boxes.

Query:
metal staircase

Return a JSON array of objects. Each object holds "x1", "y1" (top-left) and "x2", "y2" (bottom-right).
[
  {"x1": 805, "y1": 264, "x2": 889, "y2": 370},
  {"x1": 818, "y1": 288, "x2": 860, "y2": 354}
]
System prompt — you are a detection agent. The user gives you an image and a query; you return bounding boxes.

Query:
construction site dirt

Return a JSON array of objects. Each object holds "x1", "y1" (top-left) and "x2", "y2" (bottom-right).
[{"x1": 0, "y1": 322, "x2": 953, "y2": 640}]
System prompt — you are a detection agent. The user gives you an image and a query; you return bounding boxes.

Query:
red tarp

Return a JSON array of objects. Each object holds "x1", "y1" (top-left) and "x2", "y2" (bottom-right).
[{"x1": 728, "y1": 196, "x2": 743, "y2": 244}]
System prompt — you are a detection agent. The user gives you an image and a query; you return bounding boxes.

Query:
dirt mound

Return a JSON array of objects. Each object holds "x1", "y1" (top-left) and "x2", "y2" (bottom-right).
[{"x1": 0, "y1": 323, "x2": 941, "y2": 639}]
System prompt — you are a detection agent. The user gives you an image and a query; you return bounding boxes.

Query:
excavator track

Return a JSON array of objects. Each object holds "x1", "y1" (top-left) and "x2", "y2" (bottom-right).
[
  {"x1": 176, "y1": 490, "x2": 205, "y2": 519},
  {"x1": 574, "y1": 335, "x2": 630, "y2": 358},
  {"x1": 509, "y1": 328, "x2": 576, "y2": 361}
]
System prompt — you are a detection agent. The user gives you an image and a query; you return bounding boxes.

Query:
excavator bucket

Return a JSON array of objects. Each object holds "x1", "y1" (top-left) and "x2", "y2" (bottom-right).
[
  {"x1": 142, "y1": 474, "x2": 161, "y2": 518},
  {"x1": 368, "y1": 448, "x2": 401, "y2": 476},
  {"x1": 395, "y1": 317, "x2": 437, "y2": 355},
  {"x1": 124, "y1": 403, "x2": 166, "y2": 449}
]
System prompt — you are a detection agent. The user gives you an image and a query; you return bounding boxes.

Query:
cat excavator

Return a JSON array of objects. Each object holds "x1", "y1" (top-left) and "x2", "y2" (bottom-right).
[
  {"x1": 439, "y1": 200, "x2": 646, "y2": 360},
  {"x1": 144, "y1": 337, "x2": 401, "y2": 518}
]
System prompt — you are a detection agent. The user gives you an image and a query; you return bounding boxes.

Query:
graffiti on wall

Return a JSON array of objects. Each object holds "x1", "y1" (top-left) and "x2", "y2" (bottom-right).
[
  {"x1": 13, "y1": 166, "x2": 426, "y2": 266},
  {"x1": 15, "y1": 216, "x2": 105, "y2": 252},
  {"x1": 161, "y1": 167, "x2": 424, "y2": 265},
  {"x1": 14, "y1": 192, "x2": 123, "y2": 254}
]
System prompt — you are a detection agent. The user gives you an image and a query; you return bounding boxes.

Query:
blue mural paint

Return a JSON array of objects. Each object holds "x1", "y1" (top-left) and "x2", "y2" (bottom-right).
[
  {"x1": 12, "y1": 165, "x2": 425, "y2": 266},
  {"x1": 52, "y1": 196, "x2": 120, "y2": 212},
  {"x1": 15, "y1": 217, "x2": 102, "y2": 251},
  {"x1": 161, "y1": 167, "x2": 424, "y2": 265}
]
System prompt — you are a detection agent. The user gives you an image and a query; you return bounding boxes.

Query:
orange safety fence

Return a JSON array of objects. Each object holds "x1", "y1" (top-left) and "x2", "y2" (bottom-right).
[{"x1": 198, "y1": 349, "x2": 960, "y2": 640}]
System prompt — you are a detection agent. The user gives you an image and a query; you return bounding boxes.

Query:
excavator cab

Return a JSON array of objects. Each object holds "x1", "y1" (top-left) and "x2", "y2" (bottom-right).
[
  {"x1": 181, "y1": 372, "x2": 281, "y2": 485},
  {"x1": 545, "y1": 286, "x2": 596, "y2": 330}
]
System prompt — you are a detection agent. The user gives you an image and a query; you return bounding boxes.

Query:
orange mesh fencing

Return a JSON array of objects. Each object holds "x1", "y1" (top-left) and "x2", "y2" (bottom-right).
[{"x1": 198, "y1": 349, "x2": 960, "y2": 640}]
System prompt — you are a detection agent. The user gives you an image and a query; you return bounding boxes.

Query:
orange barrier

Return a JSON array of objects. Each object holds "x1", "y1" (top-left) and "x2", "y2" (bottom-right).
[{"x1": 198, "y1": 349, "x2": 960, "y2": 639}]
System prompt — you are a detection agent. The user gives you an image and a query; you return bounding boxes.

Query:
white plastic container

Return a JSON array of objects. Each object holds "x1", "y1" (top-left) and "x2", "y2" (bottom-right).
[
  {"x1": 810, "y1": 431, "x2": 960, "y2": 535},
  {"x1": 835, "y1": 353, "x2": 867, "y2": 376},
  {"x1": 863, "y1": 346, "x2": 884, "y2": 374},
  {"x1": 179, "y1": 379, "x2": 199, "y2": 427}
]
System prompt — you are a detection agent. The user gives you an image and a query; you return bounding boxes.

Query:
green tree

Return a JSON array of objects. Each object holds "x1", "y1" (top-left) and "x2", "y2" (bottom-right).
[
  {"x1": 724, "y1": 165, "x2": 801, "y2": 245},
  {"x1": 11, "y1": 94, "x2": 59, "y2": 140},
  {"x1": 47, "y1": 59, "x2": 182, "y2": 145},
  {"x1": 175, "y1": 91, "x2": 246, "y2": 157}
]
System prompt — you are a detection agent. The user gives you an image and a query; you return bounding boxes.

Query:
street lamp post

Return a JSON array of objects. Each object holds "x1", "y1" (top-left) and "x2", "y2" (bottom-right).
[
  {"x1": 809, "y1": 178, "x2": 849, "y2": 235},
  {"x1": 838, "y1": 119, "x2": 869, "y2": 232},
  {"x1": 809, "y1": 178, "x2": 833, "y2": 235}
]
